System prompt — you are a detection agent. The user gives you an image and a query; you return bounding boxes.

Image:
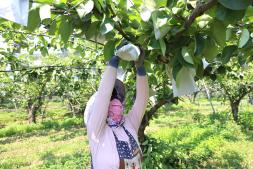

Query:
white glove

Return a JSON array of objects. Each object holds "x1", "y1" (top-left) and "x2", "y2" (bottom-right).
[{"x1": 115, "y1": 43, "x2": 140, "y2": 61}]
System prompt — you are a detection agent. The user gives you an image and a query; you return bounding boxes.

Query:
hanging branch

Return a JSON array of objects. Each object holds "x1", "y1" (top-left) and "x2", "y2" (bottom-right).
[
  {"x1": 173, "y1": 0, "x2": 218, "y2": 39},
  {"x1": 107, "y1": 4, "x2": 133, "y2": 42}
]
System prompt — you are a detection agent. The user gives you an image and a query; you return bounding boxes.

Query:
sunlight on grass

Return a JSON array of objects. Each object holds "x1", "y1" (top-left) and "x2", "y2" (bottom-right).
[
  {"x1": 0, "y1": 128, "x2": 89, "y2": 169},
  {"x1": 144, "y1": 97, "x2": 253, "y2": 169}
]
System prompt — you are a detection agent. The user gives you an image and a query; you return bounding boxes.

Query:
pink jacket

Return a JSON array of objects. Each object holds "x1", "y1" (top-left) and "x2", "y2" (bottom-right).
[{"x1": 85, "y1": 65, "x2": 149, "y2": 169}]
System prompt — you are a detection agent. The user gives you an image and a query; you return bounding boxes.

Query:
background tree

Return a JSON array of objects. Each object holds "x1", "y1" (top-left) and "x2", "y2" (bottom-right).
[{"x1": 215, "y1": 62, "x2": 253, "y2": 122}]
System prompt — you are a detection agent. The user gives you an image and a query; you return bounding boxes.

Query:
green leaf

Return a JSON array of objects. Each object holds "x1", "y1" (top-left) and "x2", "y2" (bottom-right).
[
  {"x1": 57, "y1": 0, "x2": 67, "y2": 3},
  {"x1": 194, "y1": 33, "x2": 205, "y2": 56},
  {"x1": 70, "y1": 0, "x2": 83, "y2": 5},
  {"x1": 35, "y1": 0, "x2": 54, "y2": 4},
  {"x1": 100, "y1": 17, "x2": 114, "y2": 35},
  {"x1": 196, "y1": 61, "x2": 204, "y2": 78},
  {"x1": 156, "y1": 0, "x2": 168, "y2": 8},
  {"x1": 40, "y1": 47, "x2": 48, "y2": 56},
  {"x1": 245, "y1": 6, "x2": 253, "y2": 15},
  {"x1": 144, "y1": 60, "x2": 153, "y2": 73},
  {"x1": 49, "y1": 20, "x2": 58, "y2": 35},
  {"x1": 178, "y1": 51, "x2": 194, "y2": 68},
  {"x1": 220, "y1": 45, "x2": 237, "y2": 64},
  {"x1": 196, "y1": 14, "x2": 212, "y2": 28},
  {"x1": 85, "y1": 21, "x2": 100, "y2": 39},
  {"x1": 216, "y1": 5, "x2": 245, "y2": 25},
  {"x1": 177, "y1": 0, "x2": 186, "y2": 8},
  {"x1": 181, "y1": 47, "x2": 194, "y2": 65},
  {"x1": 218, "y1": 0, "x2": 251, "y2": 10},
  {"x1": 93, "y1": 0, "x2": 103, "y2": 13},
  {"x1": 172, "y1": 57, "x2": 183, "y2": 81},
  {"x1": 211, "y1": 20, "x2": 226, "y2": 47},
  {"x1": 49, "y1": 0, "x2": 67, "y2": 9},
  {"x1": 148, "y1": 39, "x2": 160, "y2": 50},
  {"x1": 76, "y1": 0, "x2": 94, "y2": 19},
  {"x1": 53, "y1": 0, "x2": 68, "y2": 7},
  {"x1": 147, "y1": 74, "x2": 156, "y2": 87},
  {"x1": 104, "y1": 31, "x2": 116, "y2": 41},
  {"x1": 203, "y1": 37, "x2": 219, "y2": 61},
  {"x1": 59, "y1": 16, "x2": 73, "y2": 44},
  {"x1": 118, "y1": 0, "x2": 127, "y2": 10},
  {"x1": 132, "y1": 0, "x2": 142, "y2": 7},
  {"x1": 226, "y1": 28, "x2": 232, "y2": 41},
  {"x1": 27, "y1": 8, "x2": 41, "y2": 31},
  {"x1": 104, "y1": 40, "x2": 117, "y2": 61},
  {"x1": 152, "y1": 10, "x2": 171, "y2": 40},
  {"x1": 238, "y1": 29, "x2": 250, "y2": 48},
  {"x1": 159, "y1": 39, "x2": 166, "y2": 56}
]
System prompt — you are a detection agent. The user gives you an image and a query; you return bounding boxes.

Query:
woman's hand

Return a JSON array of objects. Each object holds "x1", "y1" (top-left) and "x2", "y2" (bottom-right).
[
  {"x1": 135, "y1": 47, "x2": 146, "y2": 76},
  {"x1": 135, "y1": 47, "x2": 145, "y2": 68}
]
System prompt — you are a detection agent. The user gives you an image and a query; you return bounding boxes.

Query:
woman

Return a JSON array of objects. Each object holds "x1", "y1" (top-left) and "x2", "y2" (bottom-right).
[{"x1": 84, "y1": 44, "x2": 149, "y2": 169}]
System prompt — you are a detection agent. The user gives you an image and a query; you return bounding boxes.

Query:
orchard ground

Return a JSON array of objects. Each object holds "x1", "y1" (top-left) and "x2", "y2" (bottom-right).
[{"x1": 0, "y1": 97, "x2": 253, "y2": 169}]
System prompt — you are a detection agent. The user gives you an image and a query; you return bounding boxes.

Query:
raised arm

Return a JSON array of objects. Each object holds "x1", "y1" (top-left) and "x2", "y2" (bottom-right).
[
  {"x1": 128, "y1": 54, "x2": 149, "y2": 132},
  {"x1": 87, "y1": 56, "x2": 119, "y2": 139}
]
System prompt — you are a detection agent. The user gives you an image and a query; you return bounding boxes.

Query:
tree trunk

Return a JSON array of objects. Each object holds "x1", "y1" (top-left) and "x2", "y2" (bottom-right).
[
  {"x1": 230, "y1": 101, "x2": 239, "y2": 123},
  {"x1": 26, "y1": 75, "x2": 50, "y2": 123},
  {"x1": 28, "y1": 105, "x2": 36, "y2": 123},
  {"x1": 193, "y1": 91, "x2": 199, "y2": 103},
  {"x1": 27, "y1": 97, "x2": 44, "y2": 124},
  {"x1": 138, "y1": 93, "x2": 176, "y2": 143}
]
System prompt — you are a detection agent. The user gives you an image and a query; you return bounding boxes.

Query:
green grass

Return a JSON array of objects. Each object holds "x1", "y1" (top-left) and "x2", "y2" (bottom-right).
[
  {"x1": 144, "y1": 122, "x2": 253, "y2": 168},
  {"x1": 0, "y1": 101, "x2": 89, "y2": 169},
  {"x1": 0, "y1": 101, "x2": 69, "y2": 128},
  {"x1": 0, "y1": 127, "x2": 90, "y2": 169},
  {"x1": 0, "y1": 98, "x2": 252, "y2": 168},
  {"x1": 0, "y1": 117, "x2": 84, "y2": 138},
  {"x1": 143, "y1": 98, "x2": 253, "y2": 169},
  {"x1": 0, "y1": 109, "x2": 27, "y2": 127}
]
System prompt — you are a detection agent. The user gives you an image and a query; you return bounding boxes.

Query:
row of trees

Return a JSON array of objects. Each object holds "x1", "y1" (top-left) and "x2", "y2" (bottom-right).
[
  {"x1": 0, "y1": 0, "x2": 253, "y2": 140},
  {"x1": 0, "y1": 53, "x2": 100, "y2": 123}
]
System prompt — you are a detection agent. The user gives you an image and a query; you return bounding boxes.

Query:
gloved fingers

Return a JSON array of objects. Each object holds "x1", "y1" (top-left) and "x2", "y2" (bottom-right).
[{"x1": 135, "y1": 46, "x2": 145, "y2": 67}]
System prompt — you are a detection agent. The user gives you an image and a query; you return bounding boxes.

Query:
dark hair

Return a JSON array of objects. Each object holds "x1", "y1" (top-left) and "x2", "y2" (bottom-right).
[{"x1": 111, "y1": 79, "x2": 125, "y2": 103}]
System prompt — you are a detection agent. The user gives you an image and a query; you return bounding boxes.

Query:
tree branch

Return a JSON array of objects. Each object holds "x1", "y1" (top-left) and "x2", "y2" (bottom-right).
[
  {"x1": 238, "y1": 84, "x2": 253, "y2": 101},
  {"x1": 173, "y1": 0, "x2": 218, "y2": 39},
  {"x1": 114, "y1": 24, "x2": 133, "y2": 42},
  {"x1": 185, "y1": 0, "x2": 218, "y2": 29},
  {"x1": 107, "y1": 5, "x2": 133, "y2": 42},
  {"x1": 219, "y1": 82, "x2": 233, "y2": 102}
]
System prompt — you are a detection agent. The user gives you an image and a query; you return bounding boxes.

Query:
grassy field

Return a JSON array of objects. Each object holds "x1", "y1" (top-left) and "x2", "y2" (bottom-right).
[
  {"x1": 0, "y1": 98, "x2": 253, "y2": 169},
  {"x1": 144, "y1": 98, "x2": 253, "y2": 168}
]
